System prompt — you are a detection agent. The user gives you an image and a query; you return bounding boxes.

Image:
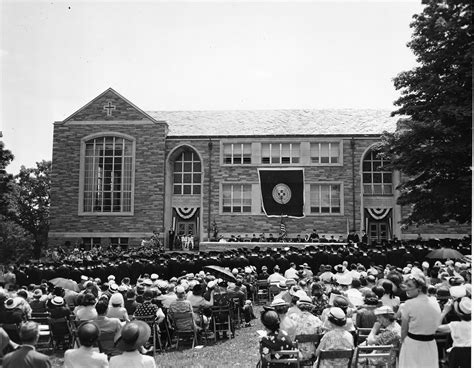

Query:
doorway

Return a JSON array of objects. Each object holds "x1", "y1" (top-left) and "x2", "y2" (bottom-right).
[{"x1": 368, "y1": 221, "x2": 389, "y2": 245}]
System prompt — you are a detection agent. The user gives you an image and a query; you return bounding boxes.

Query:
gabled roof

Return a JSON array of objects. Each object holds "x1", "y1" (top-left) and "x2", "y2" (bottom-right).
[
  {"x1": 60, "y1": 88, "x2": 164, "y2": 125},
  {"x1": 147, "y1": 109, "x2": 399, "y2": 137}
]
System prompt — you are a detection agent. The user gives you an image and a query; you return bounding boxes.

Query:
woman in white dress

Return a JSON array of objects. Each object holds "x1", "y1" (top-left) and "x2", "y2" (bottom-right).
[{"x1": 399, "y1": 274, "x2": 441, "y2": 368}]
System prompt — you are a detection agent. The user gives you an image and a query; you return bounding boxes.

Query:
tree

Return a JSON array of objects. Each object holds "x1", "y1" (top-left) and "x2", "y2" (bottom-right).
[
  {"x1": 0, "y1": 141, "x2": 15, "y2": 216},
  {"x1": 380, "y1": 0, "x2": 472, "y2": 225},
  {"x1": 8, "y1": 160, "x2": 51, "y2": 258}
]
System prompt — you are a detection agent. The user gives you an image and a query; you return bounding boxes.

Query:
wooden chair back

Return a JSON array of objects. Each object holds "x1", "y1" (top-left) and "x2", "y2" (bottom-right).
[
  {"x1": 263, "y1": 349, "x2": 300, "y2": 368},
  {"x1": 316, "y1": 349, "x2": 354, "y2": 368},
  {"x1": 355, "y1": 345, "x2": 393, "y2": 368}
]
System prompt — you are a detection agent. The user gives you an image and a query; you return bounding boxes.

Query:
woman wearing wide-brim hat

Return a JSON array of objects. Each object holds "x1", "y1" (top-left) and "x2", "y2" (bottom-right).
[{"x1": 110, "y1": 320, "x2": 155, "y2": 368}]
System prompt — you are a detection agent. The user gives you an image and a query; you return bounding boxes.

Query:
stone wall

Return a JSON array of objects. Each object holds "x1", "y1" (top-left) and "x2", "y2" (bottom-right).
[{"x1": 49, "y1": 122, "x2": 167, "y2": 246}]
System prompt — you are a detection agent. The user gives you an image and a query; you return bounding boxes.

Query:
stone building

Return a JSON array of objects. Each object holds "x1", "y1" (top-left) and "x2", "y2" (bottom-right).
[{"x1": 48, "y1": 88, "x2": 469, "y2": 248}]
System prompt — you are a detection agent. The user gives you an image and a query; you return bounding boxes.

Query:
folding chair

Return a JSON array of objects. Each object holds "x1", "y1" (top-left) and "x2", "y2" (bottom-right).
[
  {"x1": 295, "y1": 333, "x2": 324, "y2": 366},
  {"x1": 97, "y1": 330, "x2": 121, "y2": 358},
  {"x1": 256, "y1": 280, "x2": 270, "y2": 305},
  {"x1": 355, "y1": 345, "x2": 393, "y2": 368},
  {"x1": 0, "y1": 323, "x2": 21, "y2": 344},
  {"x1": 168, "y1": 310, "x2": 199, "y2": 350},
  {"x1": 231, "y1": 298, "x2": 243, "y2": 329},
  {"x1": 210, "y1": 305, "x2": 234, "y2": 341},
  {"x1": 258, "y1": 349, "x2": 301, "y2": 368},
  {"x1": 356, "y1": 328, "x2": 373, "y2": 345},
  {"x1": 435, "y1": 332, "x2": 450, "y2": 367},
  {"x1": 133, "y1": 315, "x2": 163, "y2": 356},
  {"x1": 49, "y1": 317, "x2": 73, "y2": 351},
  {"x1": 315, "y1": 349, "x2": 354, "y2": 368}
]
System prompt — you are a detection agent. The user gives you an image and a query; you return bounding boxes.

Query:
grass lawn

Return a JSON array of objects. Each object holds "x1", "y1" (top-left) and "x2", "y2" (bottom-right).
[{"x1": 50, "y1": 306, "x2": 264, "y2": 368}]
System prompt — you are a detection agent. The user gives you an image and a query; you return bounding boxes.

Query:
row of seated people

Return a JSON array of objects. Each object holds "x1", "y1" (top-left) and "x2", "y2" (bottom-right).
[
  {"x1": 0, "y1": 256, "x2": 471, "y2": 367},
  {"x1": 253, "y1": 260, "x2": 471, "y2": 368},
  {"x1": 217, "y1": 232, "x2": 351, "y2": 243}
]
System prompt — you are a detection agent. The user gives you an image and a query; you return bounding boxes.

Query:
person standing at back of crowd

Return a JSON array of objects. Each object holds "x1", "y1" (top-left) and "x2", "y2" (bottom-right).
[{"x1": 399, "y1": 274, "x2": 441, "y2": 368}]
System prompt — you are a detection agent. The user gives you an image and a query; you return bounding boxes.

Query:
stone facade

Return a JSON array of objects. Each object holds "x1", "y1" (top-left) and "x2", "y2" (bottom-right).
[{"x1": 48, "y1": 88, "x2": 470, "y2": 248}]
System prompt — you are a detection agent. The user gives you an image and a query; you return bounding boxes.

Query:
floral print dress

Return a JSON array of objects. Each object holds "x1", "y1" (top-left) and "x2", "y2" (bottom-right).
[{"x1": 259, "y1": 329, "x2": 297, "y2": 367}]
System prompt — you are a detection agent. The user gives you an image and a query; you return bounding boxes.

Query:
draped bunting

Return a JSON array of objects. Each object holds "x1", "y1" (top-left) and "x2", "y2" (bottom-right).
[
  {"x1": 366, "y1": 207, "x2": 391, "y2": 220},
  {"x1": 175, "y1": 207, "x2": 198, "y2": 219}
]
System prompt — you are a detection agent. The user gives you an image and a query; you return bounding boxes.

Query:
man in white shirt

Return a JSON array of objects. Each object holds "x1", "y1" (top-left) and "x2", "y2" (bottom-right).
[
  {"x1": 64, "y1": 322, "x2": 108, "y2": 368},
  {"x1": 267, "y1": 265, "x2": 287, "y2": 285},
  {"x1": 284, "y1": 263, "x2": 299, "y2": 280}
]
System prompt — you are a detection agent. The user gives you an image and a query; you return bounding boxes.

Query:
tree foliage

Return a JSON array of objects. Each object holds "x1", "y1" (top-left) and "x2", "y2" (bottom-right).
[
  {"x1": 8, "y1": 161, "x2": 52, "y2": 258},
  {"x1": 0, "y1": 141, "x2": 15, "y2": 217},
  {"x1": 380, "y1": 0, "x2": 472, "y2": 225}
]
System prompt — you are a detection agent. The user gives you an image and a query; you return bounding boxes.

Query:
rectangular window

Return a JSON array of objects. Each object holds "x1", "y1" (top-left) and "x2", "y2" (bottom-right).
[
  {"x1": 310, "y1": 142, "x2": 341, "y2": 165},
  {"x1": 82, "y1": 238, "x2": 101, "y2": 246},
  {"x1": 83, "y1": 136, "x2": 133, "y2": 213},
  {"x1": 261, "y1": 143, "x2": 300, "y2": 164},
  {"x1": 310, "y1": 183, "x2": 342, "y2": 214},
  {"x1": 110, "y1": 237, "x2": 129, "y2": 248},
  {"x1": 222, "y1": 184, "x2": 252, "y2": 213},
  {"x1": 222, "y1": 143, "x2": 252, "y2": 165}
]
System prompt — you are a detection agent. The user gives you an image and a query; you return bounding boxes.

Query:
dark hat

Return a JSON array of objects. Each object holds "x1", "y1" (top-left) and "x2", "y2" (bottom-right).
[
  {"x1": 116, "y1": 320, "x2": 151, "y2": 351},
  {"x1": 143, "y1": 290, "x2": 154, "y2": 300},
  {"x1": 436, "y1": 286, "x2": 450, "y2": 300}
]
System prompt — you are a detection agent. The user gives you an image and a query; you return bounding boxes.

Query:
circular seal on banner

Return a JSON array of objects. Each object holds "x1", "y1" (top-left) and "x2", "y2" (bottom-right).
[{"x1": 272, "y1": 183, "x2": 292, "y2": 204}]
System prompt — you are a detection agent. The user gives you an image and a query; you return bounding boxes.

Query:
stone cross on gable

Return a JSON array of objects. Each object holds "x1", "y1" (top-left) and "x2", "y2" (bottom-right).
[{"x1": 103, "y1": 101, "x2": 116, "y2": 117}]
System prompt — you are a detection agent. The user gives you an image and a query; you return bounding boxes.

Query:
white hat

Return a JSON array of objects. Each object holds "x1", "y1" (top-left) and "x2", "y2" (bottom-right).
[
  {"x1": 336, "y1": 273, "x2": 352, "y2": 286},
  {"x1": 80, "y1": 275, "x2": 89, "y2": 281},
  {"x1": 296, "y1": 294, "x2": 313, "y2": 305},
  {"x1": 176, "y1": 285, "x2": 185, "y2": 294},
  {"x1": 456, "y1": 296, "x2": 471, "y2": 315},
  {"x1": 422, "y1": 261, "x2": 430, "y2": 269},
  {"x1": 294, "y1": 290, "x2": 308, "y2": 300},
  {"x1": 51, "y1": 296, "x2": 65, "y2": 306},
  {"x1": 107, "y1": 275, "x2": 115, "y2": 281},
  {"x1": 450, "y1": 285, "x2": 467, "y2": 299},
  {"x1": 142, "y1": 279, "x2": 153, "y2": 287},
  {"x1": 270, "y1": 298, "x2": 289, "y2": 307},
  {"x1": 150, "y1": 273, "x2": 159, "y2": 280},
  {"x1": 4, "y1": 297, "x2": 20, "y2": 309},
  {"x1": 374, "y1": 305, "x2": 395, "y2": 316}
]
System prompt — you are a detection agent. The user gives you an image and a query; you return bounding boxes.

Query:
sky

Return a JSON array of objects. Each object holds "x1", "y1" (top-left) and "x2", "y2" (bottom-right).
[{"x1": 1, "y1": 0, "x2": 424, "y2": 174}]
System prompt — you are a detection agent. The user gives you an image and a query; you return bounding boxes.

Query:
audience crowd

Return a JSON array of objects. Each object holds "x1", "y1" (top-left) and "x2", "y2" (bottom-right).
[{"x1": 0, "y1": 237, "x2": 471, "y2": 368}]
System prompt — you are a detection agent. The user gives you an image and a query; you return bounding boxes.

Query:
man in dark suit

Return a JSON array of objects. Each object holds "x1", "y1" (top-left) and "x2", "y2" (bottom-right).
[{"x1": 3, "y1": 321, "x2": 51, "y2": 368}]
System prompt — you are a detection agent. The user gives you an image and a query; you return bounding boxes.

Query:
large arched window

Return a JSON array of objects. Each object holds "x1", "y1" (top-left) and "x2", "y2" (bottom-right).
[
  {"x1": 362, "y1": 149, "x2": 393, "y2": 195},
  {"x1": 82, "y1": 135, "x2": 134, "y2": 213},
  {"x1": 173, "y1": 149, "x2": 201, "y2": 195}
]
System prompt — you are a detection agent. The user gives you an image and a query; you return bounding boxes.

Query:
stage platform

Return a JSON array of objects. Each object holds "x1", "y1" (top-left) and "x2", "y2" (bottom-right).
[{"x1": 197, "y1": 241, "x2": 343, "y2": 252}]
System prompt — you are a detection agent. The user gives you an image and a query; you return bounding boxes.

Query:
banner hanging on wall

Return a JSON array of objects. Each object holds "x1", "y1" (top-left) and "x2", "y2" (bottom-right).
[{"x1": 258, "y1": 168, "x2": 305, "y2": 218}]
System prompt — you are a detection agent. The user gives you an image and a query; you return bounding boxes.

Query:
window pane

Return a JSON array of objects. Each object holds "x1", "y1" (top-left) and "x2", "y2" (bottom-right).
[
  {"x1": 174, "y1": 185, "x2": 181, "y2": 194},
  {"x1": 383, "y1": 173, "x2": 392, "y2": 183},
  {"x1": 193, "y1": 173, "x2": 201, "y2": 183},
  {"x1": 183, "y1": 185, "x2": 191, "y2": 194},
  {"x1": 183, "y1": 174, "x2": 192, "y2": 183},
  {"x1": 193, "y1": 185, "x2": 201, "y2": 194},
  {"x1": 183, "y1": 162, "x2": 192, "y2": 172},
  {"x1": 193, "y1": 162, "x2": 201, "y2": 171},
  {"x1": 173, "y1": 174, "x2": 182, "y2": 183}
]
